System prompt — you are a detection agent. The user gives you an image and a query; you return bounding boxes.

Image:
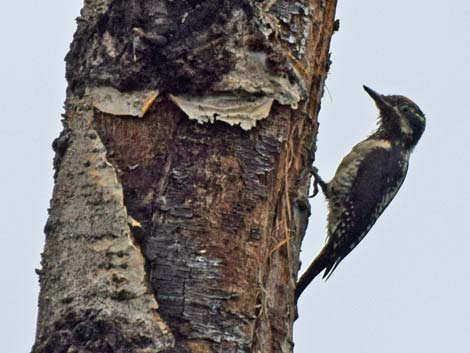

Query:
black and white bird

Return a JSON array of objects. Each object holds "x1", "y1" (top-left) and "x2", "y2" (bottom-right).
[{"x1": 295, "y1": 86, "x2": 426, "y2": 300}]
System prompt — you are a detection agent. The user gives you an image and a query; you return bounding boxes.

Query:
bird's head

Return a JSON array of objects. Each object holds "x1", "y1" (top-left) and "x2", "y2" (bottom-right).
[{"x1": 363, "y1": 85, "x2": 426, "y2": 149}]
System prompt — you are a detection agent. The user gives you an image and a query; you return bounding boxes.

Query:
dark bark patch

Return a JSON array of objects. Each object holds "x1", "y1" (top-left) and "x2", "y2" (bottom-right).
[
  {"x1": 33, "y1": 309, "x2": 159, "y2": 353},
  {"x1": 93, "y1": 100, "x2": 292, "y2": 352},
  {"x1": 65, "y1": 0, "x2": 257, "y2": 95},
  {"x1": 52, "y1": 127, "x2": 72, "y2": 179}
]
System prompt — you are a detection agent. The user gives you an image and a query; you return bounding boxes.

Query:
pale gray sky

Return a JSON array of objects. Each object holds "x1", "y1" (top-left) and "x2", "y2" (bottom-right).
[
  {"x1": 296, "y1": 2, "x2": 470, "y2": 353},
  {"x1": 0, "y1": 1, "x2": 82, "y2": 352},
  {"x1": 1, "y1": 1, "x2": 469, "y2": 353}
]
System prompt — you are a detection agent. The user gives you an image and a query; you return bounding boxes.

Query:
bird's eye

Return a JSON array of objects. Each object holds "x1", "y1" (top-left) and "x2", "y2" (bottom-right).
[{"x1": 399, "y1": 105, "x2": 411, "y2": 113}]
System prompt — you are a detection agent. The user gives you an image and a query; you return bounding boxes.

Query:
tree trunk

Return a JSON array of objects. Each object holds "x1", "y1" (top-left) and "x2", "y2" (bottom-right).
[{"x1": 33, "y1": 1, "x2": 337, "y2": 352}]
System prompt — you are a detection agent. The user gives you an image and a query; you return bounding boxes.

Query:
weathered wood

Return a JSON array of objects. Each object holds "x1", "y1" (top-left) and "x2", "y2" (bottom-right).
[{"x1": 33, "y1": 1, "x2": 338, "y2": 352}]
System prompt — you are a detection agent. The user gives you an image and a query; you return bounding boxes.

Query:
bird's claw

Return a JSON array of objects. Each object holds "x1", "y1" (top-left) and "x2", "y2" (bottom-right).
[
  {"x1": 310, "y1": 180, "x2": 320, "y2": 198},
  {"x1": 309, "y1": 166, "x2": 326, "y2": 198}
]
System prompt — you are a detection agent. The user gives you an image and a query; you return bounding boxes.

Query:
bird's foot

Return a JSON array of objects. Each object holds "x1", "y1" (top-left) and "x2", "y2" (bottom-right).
[{"x1": 309, "y1": 166, "x2": 327, "y2": 198}]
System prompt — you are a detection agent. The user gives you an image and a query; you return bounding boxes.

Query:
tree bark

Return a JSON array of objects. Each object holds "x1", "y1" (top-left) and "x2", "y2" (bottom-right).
[{"x1": 33, "y1": 1, "x2": 337, "y2": 353}]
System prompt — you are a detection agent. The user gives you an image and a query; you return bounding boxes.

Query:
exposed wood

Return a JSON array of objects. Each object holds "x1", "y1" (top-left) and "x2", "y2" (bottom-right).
[{"x1": 33, "y1": 1, "x2": 338, "y2": 352}]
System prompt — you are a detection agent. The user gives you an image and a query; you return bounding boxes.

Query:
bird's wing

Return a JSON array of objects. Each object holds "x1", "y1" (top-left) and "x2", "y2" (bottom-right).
[
  {"x1": 324, "y1": 146, "x2": 408, "y2": 278},
  {"x1": 349, "y1": 146, "x2": 408, "y2": 231}
]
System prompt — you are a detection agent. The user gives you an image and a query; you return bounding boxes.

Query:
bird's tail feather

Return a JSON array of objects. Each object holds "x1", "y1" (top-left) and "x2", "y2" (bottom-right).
[
  {"x1": 322, "y1": 257, "x2": 342, "y2": 280},
  {"x1": 295, "y1": 251, "x2": 330, "y2": 302}
]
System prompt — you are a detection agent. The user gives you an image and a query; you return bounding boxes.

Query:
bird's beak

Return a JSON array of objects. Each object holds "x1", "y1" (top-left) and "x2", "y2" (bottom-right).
[{"x1": 363, "y1": 85, "x2": 391, "y2": 111}]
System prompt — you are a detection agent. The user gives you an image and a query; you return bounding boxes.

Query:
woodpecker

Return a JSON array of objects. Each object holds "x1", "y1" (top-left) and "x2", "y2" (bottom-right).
[{"x1": 295, "y1": 86, "x2": 426, "y2": 300}]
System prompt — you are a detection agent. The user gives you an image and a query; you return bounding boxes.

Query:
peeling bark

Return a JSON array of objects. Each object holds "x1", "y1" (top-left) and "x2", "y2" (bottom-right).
[
  {"x1": 33, "y1": 1, "x2": 338, "y2": 352},
  {"x1": 34, "y1": 101, "x2": 173, "y2": 353}
]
